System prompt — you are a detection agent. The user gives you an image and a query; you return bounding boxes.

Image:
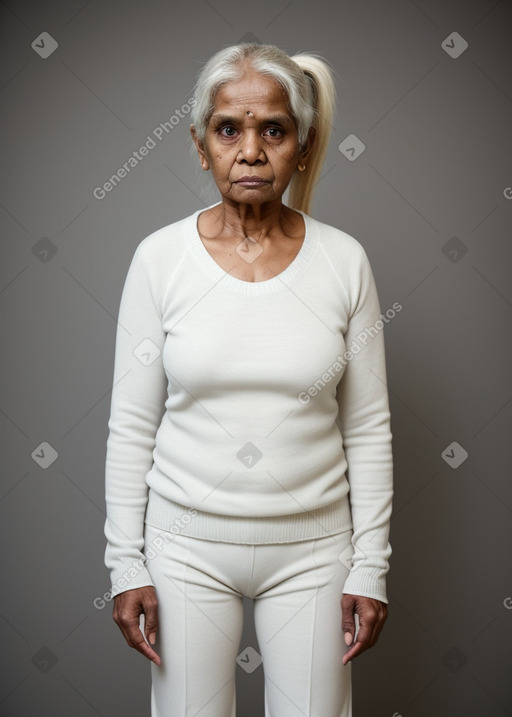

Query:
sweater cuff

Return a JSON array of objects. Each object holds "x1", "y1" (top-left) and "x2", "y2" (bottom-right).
[
  {"x1": 342, "y1": 567, "x2": 388, "y2": 604},
  {"x1": 108, "y1": 560, "x2": 155, "y2": 598}
]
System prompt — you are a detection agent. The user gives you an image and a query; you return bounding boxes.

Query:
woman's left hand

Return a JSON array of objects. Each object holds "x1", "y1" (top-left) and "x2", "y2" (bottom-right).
[{"x1": 340, "y1": 593, "x2": 388, "y2": 665}]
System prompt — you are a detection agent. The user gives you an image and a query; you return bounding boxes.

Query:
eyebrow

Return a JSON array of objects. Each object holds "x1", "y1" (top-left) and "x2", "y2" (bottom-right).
[{"x1": 210, "y1": 113, "x2": 294, "y2": 127}]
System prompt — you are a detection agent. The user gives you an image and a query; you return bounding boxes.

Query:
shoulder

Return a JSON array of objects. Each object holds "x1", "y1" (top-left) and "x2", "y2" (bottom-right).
[
  {"x1": 307, "y1": 213, "x2": 371, "y2": 273},
  {"x1": 133, "y1": 210, "x2": 196, "y2": 266}
]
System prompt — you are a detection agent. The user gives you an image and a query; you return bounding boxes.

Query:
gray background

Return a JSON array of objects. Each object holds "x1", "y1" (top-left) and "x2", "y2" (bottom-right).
[{"x1": 1, "y1": 0, "x2": 511, "y2": 715}]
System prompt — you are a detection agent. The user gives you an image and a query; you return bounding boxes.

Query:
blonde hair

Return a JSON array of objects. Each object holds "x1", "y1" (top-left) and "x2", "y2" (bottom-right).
[{"x1": 190, "y1": 42, "x2": 337, "y2": 215}]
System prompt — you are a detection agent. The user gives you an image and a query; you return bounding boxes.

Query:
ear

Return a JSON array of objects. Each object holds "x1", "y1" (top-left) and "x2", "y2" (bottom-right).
[
  {"x1": 190, "y1": 125, "x2": 210, "y2": 171},
  {"x1": 299, "y1": 126, "x2": 316, "y2": 164}
]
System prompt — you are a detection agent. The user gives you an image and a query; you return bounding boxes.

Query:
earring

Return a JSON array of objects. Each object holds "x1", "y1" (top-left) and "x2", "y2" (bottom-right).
[{"x1": 298, "y1": 163, "x2": 306, "y2": 172}]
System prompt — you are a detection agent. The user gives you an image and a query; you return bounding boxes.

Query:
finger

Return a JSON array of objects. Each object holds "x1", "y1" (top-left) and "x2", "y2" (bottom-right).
[
  {"x1": 342, "y1": 606, "x2": 387, "y2": 663},
  {"x1": 120, "y1": 618, "x2": 161, "y2": 665},
  {"x1": 358, "y1": 612, "x2": 378, "y2": 647},
  {"x1": 342, "y1": 639, "x2": 365, "y2": 665},
  {"x1": 351, "y1": 617, "x2": 374, "y2": 652},
  {"x1": 141, "y1": 594, "x2": 159, "y2": 646},
  {"x1": 360, "y1": 602, "x2": 387, "y2": 648},
  {"x1": 129, "y1": 625, "x2": 162, "y2": 666},
  {"x1": 367, "y1": 615, "x2": 384, "y2": 647},
  {"x1": 115, "y1": 608, "x2": 161, "y2": 666},
  {"x1": 340, "y1": 595, "x2": 356, "y2": 646},
  {"x1": 341, "y1": 611, "x2": 374, "y2": 664}
]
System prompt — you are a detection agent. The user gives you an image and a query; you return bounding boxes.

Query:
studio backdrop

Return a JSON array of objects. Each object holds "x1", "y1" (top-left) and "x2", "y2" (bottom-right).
[{"x1": 1, "y1": 0, "x2": 511, "y2": 715}]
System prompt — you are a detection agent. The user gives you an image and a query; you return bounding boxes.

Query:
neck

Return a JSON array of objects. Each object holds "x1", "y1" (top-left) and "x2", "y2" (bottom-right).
[{"x1": 209, "y1": 199, "x2": 295, "y2": 240}]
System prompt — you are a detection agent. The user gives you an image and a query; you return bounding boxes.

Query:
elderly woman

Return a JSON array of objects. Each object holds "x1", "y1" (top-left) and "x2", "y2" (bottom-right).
[{"x1": 104, "y1": 42, "x2": 394, "y2": 716}]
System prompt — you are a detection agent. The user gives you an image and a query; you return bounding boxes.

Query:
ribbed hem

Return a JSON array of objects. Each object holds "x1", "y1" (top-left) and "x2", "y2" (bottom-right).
[
  {"x1": 108, "y1": 567, "x2": 154, "y2": 598},
  {"x1": 144, "y1": 489, "x2": 353, "y2": 544},
  {"x1": 343, "y1": 569, "x2": 389, "y2": 604}
]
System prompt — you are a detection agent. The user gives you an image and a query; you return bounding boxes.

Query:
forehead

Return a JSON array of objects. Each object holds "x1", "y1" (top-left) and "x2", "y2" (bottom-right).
[{"x1": 213, "y1": 71, "x2": 290, "y2": 112}]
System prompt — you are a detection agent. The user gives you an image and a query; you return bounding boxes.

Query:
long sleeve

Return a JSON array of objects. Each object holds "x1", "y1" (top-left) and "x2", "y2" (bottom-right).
[
  {"x1": 103, "y1": 242, "x2": 168, "y2": 596},
  {"x1": 335, "y1": 247, "x2": 394, "y2": 604}
]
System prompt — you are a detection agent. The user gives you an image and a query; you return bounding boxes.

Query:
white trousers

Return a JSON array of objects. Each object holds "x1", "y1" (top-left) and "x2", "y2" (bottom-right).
[{"x1": 144, "y1": 521, "x2": 354, "y2": 717}]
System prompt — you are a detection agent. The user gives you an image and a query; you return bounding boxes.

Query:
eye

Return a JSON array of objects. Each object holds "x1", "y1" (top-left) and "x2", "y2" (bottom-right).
[
  {"x1": 265, "y1": 127, "x2": 283, "y2": 138},
  {"x1": 218, "y1": 125, "x2": 238, "y2": 137}
]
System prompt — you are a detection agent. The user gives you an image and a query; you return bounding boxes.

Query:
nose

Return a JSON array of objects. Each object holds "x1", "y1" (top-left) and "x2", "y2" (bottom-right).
[{"x1": 237, "y1": 129, "x2": 265, "y2": 164}]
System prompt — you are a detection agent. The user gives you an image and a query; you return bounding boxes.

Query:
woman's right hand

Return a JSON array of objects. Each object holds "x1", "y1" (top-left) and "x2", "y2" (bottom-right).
[{"x1": 113, "y1": 586, "x2": 161, "y2": 665}]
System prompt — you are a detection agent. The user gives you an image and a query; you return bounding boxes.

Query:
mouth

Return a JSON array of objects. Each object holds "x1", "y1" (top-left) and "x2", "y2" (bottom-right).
[{"x1": 235, "y1": 176, "x2": 270, "y2": 187}]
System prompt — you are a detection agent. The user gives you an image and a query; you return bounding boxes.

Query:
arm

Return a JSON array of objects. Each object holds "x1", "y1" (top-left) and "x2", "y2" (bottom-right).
[
  {"x1": 104, "y1": 242, "x2": 167, "y2": 663},
  {"x1": 335, "y1": 245, "x2": 394, "y2": 662}
]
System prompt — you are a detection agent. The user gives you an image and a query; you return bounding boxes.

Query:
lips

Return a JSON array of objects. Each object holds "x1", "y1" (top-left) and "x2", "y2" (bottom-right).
[
  {"x1": 235, "y1": 176, "x2": 270, "y2": 188},
  {"x1": 235, "y1": 176, "x2": 269, "y2": 182}
]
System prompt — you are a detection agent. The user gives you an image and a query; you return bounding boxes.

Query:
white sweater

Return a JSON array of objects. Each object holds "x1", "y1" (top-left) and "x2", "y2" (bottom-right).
[{"x1": 104, "y1": 202, "x2": 394, "y2": 603}]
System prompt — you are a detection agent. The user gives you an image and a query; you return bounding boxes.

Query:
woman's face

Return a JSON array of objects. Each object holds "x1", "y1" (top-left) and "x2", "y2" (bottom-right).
[{"x1": 191, "y1": 69, "x2": 314, "y2": 207}]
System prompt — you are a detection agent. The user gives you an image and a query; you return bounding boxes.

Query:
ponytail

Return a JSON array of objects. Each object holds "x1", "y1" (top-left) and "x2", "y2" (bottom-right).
[{"x1": 287, "y1": 54, "x2": 337, "y2": 215}]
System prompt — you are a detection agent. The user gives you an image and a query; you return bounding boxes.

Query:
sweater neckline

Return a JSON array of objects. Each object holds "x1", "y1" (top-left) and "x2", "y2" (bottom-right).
[{"x1": 188, "y1": 201, "x2": 318, "y2": 295}]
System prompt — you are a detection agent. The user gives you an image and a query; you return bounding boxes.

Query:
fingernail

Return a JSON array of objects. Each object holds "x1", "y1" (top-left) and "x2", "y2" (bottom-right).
[
  {"x1": 149, "y1": 632, "x2": 156, "y2": 645},
  {"x1": 344, "y1": 632, "x2": 352, "y2": 646}
]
